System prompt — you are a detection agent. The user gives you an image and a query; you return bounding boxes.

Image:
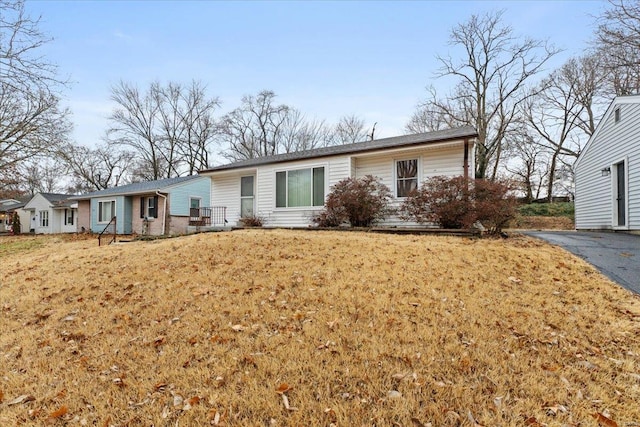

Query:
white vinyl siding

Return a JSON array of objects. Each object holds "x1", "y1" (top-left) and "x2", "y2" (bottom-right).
[
  {"x1": 206, "y1": 139, "x2": 469, "y2": 228},
  {"x1": 575, "y1": 99, "x2": 640, "y2": 231}
]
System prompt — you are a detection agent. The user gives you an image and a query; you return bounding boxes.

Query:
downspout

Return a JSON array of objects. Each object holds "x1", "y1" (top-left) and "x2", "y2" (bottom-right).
[
  {"x1": 463, "y1": 138, "x2": 470, "y2": 180},
  {"x1": 156, "y1": 191, "x2": 167, "y2": 235}
]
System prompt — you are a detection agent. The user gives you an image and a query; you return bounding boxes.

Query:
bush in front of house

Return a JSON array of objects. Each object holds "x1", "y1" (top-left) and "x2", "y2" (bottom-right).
[
  {"x1": 400, "y1": 175, "x2": 471, "y2": 229},
  {"x1": 313, "y1": 175, "x2": 394, "y2": 227},
  {"x1": 400, "y1": 176, "x2": 518, "y2": 234},
  {"x1": 10, "y1": 211, "x2": 21, "y2": 234},
  {"x1": 239, "y1": 214, "x2": 265, "y2": 227}
]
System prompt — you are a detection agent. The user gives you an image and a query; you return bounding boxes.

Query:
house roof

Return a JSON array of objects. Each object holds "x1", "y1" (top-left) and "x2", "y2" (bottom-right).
[
  {"x1": 70, "y1": 175, "x2": 203, "y2": 200},
  {"x1": 0, "y1": 200, "x2": 26, "y2": 212},
  {"x1": 201, "y1": 126, "x2": 478, "y2": 173},
  {"x1": 22, "y1": 193, "x2": 77, "y2": 210},
  {"x1": 575, "y1": 94, "x2": 640, "y2": 169},
  {"x1": 41, "y1": 193, "x2": 75, "y2": 203}
]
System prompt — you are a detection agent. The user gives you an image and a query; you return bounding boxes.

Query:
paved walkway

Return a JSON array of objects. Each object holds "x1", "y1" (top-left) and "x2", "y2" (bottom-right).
[{"x1": 523, "y1": 231, "x2": 640, "y2": 294}]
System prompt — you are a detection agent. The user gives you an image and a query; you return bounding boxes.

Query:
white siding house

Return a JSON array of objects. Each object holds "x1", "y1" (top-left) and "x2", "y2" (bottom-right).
[
  {"x1": 21, "y1": 193, "x2": 78, "y2": 234},
  {"x1": 575, "y1": 95, "x2": 640, "y2": 233},
  {"x1": 201, "y1": 127, "x2": 477, "y2": 227}
]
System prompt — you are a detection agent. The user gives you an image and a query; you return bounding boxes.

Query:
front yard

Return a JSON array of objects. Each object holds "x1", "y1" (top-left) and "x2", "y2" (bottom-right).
[{"x1": 1, "y1": 230, "x2": 638, "y2": 426}]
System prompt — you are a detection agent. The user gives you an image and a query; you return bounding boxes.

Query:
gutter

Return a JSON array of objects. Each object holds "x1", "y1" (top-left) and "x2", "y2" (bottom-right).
[{"x1": 155, "y1": 191, "x2": 167, "y2": 235}]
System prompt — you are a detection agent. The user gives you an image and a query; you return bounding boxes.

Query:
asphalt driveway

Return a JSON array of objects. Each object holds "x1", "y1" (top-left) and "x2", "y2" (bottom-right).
[{"x1": 523, "y1": 231, "x2": 640, "y2": 294}]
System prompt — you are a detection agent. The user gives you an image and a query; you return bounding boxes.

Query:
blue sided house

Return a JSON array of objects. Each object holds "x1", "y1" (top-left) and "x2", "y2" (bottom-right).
[{"x1": 71, "y1": 175, "x2": 215, "y2": 236}]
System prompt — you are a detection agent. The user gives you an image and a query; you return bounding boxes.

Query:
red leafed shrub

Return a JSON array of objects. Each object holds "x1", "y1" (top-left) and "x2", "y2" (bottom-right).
[
  {"x1": 472, "y1": 178, "x2": 519, "y2": 234},
  {"x1": 400, "y1": 176, "x2": 518, "y2": 234},
  {"x1": 313, "y1": 175, "x2": 393, "y2": 227}
]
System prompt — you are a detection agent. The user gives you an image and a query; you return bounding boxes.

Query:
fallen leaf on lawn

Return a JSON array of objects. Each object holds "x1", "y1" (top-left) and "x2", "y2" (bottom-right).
[
  {"x1": 508, "y1": 276, "x2": 521, "y2": 283},
  {"x1": 524, "y1": 416, "x2": 542, "y2": 426},
  {"x1": 152, "y1": 336, "x2": 166, "y2": 347},
  {"x1": 493, "y1": 396, "x2": 503, "y2": 410},
  {"x1": 6, "y1": 394, "x2": 35, "y2": 405},
  {"x1": 576, "y1": 360, "x2": 599, "y2": 370},
  {"x1": 187, "y1": 396, "x2": 200, "y2": 406},
  {"x1": 467, "y1": 410, "x2": 484, "y2": 426},
  {"x1": 275, "y1": 383, "x2": 292, "y2": 394},
  {"x1": 231, "y1": 324, "x2": 246, "y2": 332},
  {"x1": 154, "y1": 382, "x2": 167, "y2": 392},
  {"x1": 48, "y1": 405, "x2": 68, "y2": 419},
  {"x1": 387, "y1": 390, "x2": 402, "y2": 399},
  {"x1": 281, "y1": 394, "x2": 298, "y2": 411},
  {"x1": 592, "y1": 412, "x2": 618, "y2": 427},
  {"x1": 0, "y1": 389, "x2": 3, "y2": 403}
]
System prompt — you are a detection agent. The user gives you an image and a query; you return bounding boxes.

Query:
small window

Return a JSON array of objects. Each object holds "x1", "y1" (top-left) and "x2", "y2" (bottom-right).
[
  {"x1": 614, "y1": 107, "x2": 621, "y2": 122},
  {"x1": 139, "y1": 196, "x2": 158, "y2": 219},
  {"x1": 98, "y1": 200, "x2": 115, "y2": 223},
  {"x1": 396, "y1": 159, "x2": 418, "y2": 197},
  {"x1": 64, "y1": 209, "x2": 74, "y2": 226},
  {"x1": 241, "y1": 176, "x2": 255, "y2": 217},
  {"x1": 40, "y1": 210, "x2": 49, "y2": 227}
]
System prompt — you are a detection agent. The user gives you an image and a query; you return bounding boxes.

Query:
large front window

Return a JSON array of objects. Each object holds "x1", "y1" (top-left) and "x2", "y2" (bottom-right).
[
  {"x1": 396, "y1": 159, "x2": 418, "y2": 197},
  {"x1": 276, "y1": 167, "x2": 325, "y2": 208},
  {"x1": 98, "y1": 200, "x2": 115, "y2": 223}
]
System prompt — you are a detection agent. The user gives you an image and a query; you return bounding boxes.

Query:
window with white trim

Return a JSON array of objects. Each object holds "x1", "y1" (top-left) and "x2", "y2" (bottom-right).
[
  {"x1": 64, "y1": 209, "x2": 74, "y2": 225},
  {"x1": 39, "y1": 210, "x2": 49, "y2": 227},
  {"x1": 275, "y1": 167, "x2": 325, "y2": 208},
  {"x1": 240, "y1": 176, "x2": 255, "y2": 217},
  {"x1": 396, "y1": 159, "x2": 418, "y2": 197},
  {"x1": 98, "y1": 200, "x2": 115, "y2": 223},
  {"x1": 139, "y1": 196, "x2": 158, "y2": 219}
]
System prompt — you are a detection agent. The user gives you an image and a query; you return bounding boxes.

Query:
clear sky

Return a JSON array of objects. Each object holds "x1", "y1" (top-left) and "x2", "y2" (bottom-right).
[{"x1": 25, "y1": 0, "x2": 606, "y2": 160}]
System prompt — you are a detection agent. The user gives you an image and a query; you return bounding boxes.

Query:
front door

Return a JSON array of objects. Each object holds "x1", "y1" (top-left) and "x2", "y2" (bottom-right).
[
  {"x1": 240, "y1": 176, "x2": 255, "y2": 218},
  {"x1": 615, "y1": 161, "x2": 626, "y2": 227}
]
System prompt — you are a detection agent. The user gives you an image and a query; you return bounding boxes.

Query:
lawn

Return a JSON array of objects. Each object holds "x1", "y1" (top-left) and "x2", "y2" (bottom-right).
[{"x1": 1, "y1": 230, "x2": 639, "y2": 426}]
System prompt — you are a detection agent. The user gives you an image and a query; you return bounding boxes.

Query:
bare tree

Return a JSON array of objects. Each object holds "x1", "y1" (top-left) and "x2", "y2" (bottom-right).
[
  {"x1": 595, "y1": 0, "x2": 640, "y2": 95},
  {"x1": 0, "y1": 0, "x2": 70, "y2": 188},
  {"x1": 409, "y1": 11, "x2": 559, "y2": 179},
  {"x1": 107, "y1": 80, "x2": 219, "y2": 179},
  {"x1": 504, "y1": 130, "x2": 549, "y2": 202},
  {"x1": 0, "y1": 0, "x2": 66, "y2": 94},
  {"x1": 218, "y1": 90, "x2": 290, "y2": 161},
  {"x1": 334, "y1": 114, "x2": 369, "y2": 144},
  {"x1": 17, "y1": 158, "x2": 67, "y2": 195},
  {"x1": 58, "y1": 142, "x2": 135, "y2": 192},
  {"x1": 0, "y1": 85, "x2": 71, "y2": 174},
  {"x1": 524, "y1": 54, "x2": 605, "y2": 201}
]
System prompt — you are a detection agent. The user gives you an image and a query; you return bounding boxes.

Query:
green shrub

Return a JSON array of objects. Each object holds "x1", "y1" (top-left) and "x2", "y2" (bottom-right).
[{"x1": 518, "y1": 202, "x2": 574, "y2": 218}]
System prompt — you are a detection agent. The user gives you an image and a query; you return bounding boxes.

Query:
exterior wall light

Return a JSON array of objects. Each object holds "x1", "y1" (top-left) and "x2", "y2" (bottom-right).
[{"x1": 601, "y1": 166, "x2": 611, "y2": 177}]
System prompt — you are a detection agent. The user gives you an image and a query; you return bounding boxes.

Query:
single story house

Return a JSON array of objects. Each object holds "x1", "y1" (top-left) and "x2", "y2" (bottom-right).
[
  {"x1": 0, "y1": 199, "x2": 30, "y2": 234},
  {"x1": 0, "y1": 199, "x2": 21, "y2": 232},
  {"x1": 575, "y1": 95, "x2": 640, "y2": 233},
  {"x1": 71, "y1": 175, "x2": 212, "y2": 236},
  {"x1": 200, "y1": 126, "x2": 478, "y2": 228},
  {"x1": 22, "y1": 193, "x2": 78, "y2": 234}
]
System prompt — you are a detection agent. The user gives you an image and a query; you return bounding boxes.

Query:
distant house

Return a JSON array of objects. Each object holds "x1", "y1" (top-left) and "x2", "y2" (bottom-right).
[
  {"x1": 200, "y1": 126, "x2": 478, "y2": 227},
  {"x1": 71, "y1": 176, "x2": 212, "y2": 236},
  {"x1": 575, "y1": 95, "x2": 640, "y2": 233},
  {"x1": 21, "y1": 193, "x2": 78, "y2": 234},
  {"x1": 0, "y1": 199, "x2": 20, "y2": 232}
]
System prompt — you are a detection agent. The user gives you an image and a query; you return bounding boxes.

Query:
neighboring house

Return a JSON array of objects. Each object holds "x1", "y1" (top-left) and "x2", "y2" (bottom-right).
[
  {"x1": 200, "y1": 126, "x2": 478, "y2": 227},
  {"x1": 0, "y1": 199, "x2": 20, "y2": 232},
  {"x1": 22, "y1": 193, "x2": 78, "y2": 234},
  {"x1": 575, "y1": 95, "x2": 640, "y2": 233},
  {"x1": 71, "y1": 176, "x2": 212, "y2": 236}
]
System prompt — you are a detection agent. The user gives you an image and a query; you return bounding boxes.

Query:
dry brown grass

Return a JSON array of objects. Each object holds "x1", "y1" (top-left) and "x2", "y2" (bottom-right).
[{"x1": 1, "y1": 230, "x2": 639, "y2": 427}]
